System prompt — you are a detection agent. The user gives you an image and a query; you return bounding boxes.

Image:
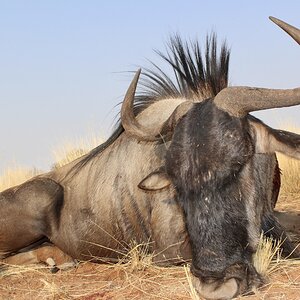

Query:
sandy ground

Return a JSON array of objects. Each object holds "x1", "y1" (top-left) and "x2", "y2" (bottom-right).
[{"x1": 0, "y1": 195, "x2": 299, "y2": 300}]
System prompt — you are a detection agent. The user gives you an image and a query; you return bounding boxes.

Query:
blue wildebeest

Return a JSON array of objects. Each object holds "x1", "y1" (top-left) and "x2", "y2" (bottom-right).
[{"x1": 1, "y1": 17, "x2": 300, "y2": 299}]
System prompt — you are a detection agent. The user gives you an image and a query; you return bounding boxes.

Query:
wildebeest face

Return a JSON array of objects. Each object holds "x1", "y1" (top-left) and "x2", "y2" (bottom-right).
[{"x1": 164, "y1": 100, "x2": 263, "y2": 297}]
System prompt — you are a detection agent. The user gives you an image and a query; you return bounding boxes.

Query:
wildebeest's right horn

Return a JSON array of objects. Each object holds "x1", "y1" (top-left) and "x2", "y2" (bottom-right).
[
  {"x1": 269, "y1": 16, "x2": 300, "y2": 45},
  {"x1": 121, "y1": 69, "x2": 168, "y2": 141},
  {"x1": 121, "y1": 69, "x2": 193, "y2": 141}
]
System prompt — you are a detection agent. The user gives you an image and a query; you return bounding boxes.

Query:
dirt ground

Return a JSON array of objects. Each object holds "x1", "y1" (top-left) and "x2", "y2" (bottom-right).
[{"x1": 0, "y1": 195, "x2": 299, "y2": 300}]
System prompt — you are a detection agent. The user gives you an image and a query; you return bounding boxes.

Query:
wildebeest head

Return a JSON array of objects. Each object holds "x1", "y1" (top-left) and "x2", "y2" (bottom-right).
[{"x1": 122, "y1": 17, "x2": 300, "y2": 299}]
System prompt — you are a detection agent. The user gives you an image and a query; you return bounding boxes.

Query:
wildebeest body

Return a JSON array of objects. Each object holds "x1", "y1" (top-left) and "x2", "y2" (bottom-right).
[
  {"x1": 44, "y1": 98, "x2": 189, "y2": 262},
  {"x1": 0, "y1": 101, "x2": 283, "y2": 265}
]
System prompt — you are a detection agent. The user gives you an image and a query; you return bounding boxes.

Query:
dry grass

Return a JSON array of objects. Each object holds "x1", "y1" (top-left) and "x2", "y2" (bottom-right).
[
  {"x1": 276, "y1": 125, "x2": 300, "y2": 198},
  {"x1": 52, "y1": 134, "x2": 103, "y2": 169},
  {"x1": 277, "y1": 153, "x2": 300, "y2": 198},
  {"x1": 275, "y1": 125, "x2": 300, "y2": 211},
  {"x1": 253, "y1": 234, "x2": 283, "y2": 276},
  {"x1": 39, "y1": 279, "x2": 73, "y2": 300},
  {"x1": 0, "y1": 134, "x2": 103, "y2": 193},
  {"x1": 0, "y1": 244, "x2": 192, "y2": 300},
  {"x1": 248, "y1": 234, "x2": 300, "y2": 299},
  {"x1": 117, "y1": 240, "x2": 154, "y2": 272},
  {"x1": 0, "y1": 263, "x2": 48, "y2": 278},
  {"x1": 184, "y1": 265, "x2": 199, "y2": 300},
  {"x1": 0, "y1": 165, "x2": 41, "y2": 192},
  {"x1": 1, "y1": 238, "x2": 299, "y2": 300}
]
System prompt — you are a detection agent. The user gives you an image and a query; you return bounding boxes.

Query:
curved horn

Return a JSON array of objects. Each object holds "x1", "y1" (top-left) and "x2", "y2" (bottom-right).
[
  {"x1": 214, "y1": 17, "x2": 300, "y2": 117},
  {"x1": 121, "y1": 69, "x2": 193, "y2": 141},
  {"x1": 121, "y1": 69, "x2": 152, "y2": 140},
  {"x1": 214, "y1": 87, "x2": 300, "y2": 117},
  {"x1": 269, "y1": 16, "x2": 300, "y2": 45},
  {"x1": 121, "y1": 69, "x2": 165, "y2": 141}
]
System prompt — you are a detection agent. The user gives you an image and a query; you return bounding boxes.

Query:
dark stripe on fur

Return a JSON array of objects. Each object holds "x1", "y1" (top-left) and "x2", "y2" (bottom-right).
[{"x1": 128, "y1": 191, "x2": 151, "y2": 242}]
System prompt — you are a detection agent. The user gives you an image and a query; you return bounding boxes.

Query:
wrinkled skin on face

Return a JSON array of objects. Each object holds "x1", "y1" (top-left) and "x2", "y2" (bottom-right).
[{"x1": 165, "y1": 100, "x2": 264, "y2": 298}]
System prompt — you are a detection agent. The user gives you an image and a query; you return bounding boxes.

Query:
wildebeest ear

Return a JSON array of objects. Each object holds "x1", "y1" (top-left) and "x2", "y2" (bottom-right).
[
  {"x1": 138, "y1": 169, "x2": 171, "y2": 191},
  {"x1": 249, "y1": 117, "x2": 300, "y2": 159}
]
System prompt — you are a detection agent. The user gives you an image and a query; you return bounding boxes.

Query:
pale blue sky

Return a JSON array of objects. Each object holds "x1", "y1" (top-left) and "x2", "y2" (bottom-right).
[{"x1": 0, "y1": 1, "x2": 299, "y2": 172}]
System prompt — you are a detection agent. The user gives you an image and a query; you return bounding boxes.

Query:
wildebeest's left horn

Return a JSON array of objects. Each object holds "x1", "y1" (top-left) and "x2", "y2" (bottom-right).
[
  {"x1": 214, "y1": 17, "x2": 300, "y2": 117},
  {"x1": 269, "y1": 16, "x2": 300, "y2": 45},
  {"x1": 214, "y1": 86, "x2": 300, "y2": 117}
]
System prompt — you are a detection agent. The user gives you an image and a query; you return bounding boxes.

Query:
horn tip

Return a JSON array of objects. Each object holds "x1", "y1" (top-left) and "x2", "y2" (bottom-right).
[
  {"x1": 269, "y1": 16, "x2": 281, "y2": 26},
  {"x1": 268, "y1": 15, "x2": 300, "y2": 45},
  {"x1": 134, "y1": 68, "x2": 142, "y2": 80}
]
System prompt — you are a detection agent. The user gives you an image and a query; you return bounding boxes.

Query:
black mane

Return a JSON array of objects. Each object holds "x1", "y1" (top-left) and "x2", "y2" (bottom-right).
[
  {"x1": 137, "y1": 33, "x2": 230, "y2": 103},
  {"x1": 69, "y1": 33, "x2": 231, "y2": 174}
]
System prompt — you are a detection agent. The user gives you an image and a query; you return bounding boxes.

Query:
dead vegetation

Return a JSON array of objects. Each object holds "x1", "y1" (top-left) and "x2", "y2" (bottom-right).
[
  {"x1": 0, "y1": 134, "x2": 102, "y2": 192},
  {"x1": 52, "y1": 134, "x2": 103, "y2": 169},
  {"x1": 1, "y1": 235, "x2": 299, "y2": 300},
  {"x1": 253, "y1": 233, "x2": 283, "y2": 276},
  {"x1": 0, "y1": 165, "x2": 41, "y2": 192},
  {"x1": 0, "y1": 251, "x2": 191, "y2": 299},
  {"x1": 276, "y1": 126, "x2": 300, "y2": 206},
  {"x1": 277, "y1": 153, "x2": 300, "y2": 199}
]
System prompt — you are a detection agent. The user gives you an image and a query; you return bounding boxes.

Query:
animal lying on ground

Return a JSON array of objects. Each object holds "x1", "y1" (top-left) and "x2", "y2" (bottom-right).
[{"x1": 1, "y1": 16, "x2": 300, "y2": 300}]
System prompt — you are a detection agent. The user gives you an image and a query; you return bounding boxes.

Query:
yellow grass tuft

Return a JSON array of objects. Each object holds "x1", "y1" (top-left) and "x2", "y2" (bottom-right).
[
  {"x1": 52, "y1": 134, "x2": 103, "y2": 169},
  {"x1": 277, "y1": 152, "x2": 300, "y2": 197},
  {"x1": 119, "y1": 240, "x2": 154, "y2": 272},
  {"x1": 253, "y1": 233, "x2": 282, "y2": 276},
  {"x1": 0, "y1": 165, "x2": 41, "y2": 192},
  {"x1": 276, "y1": 125, "x2": 300, "y2": 198},
  {"x1": 39, "y1": 279, "x2": 71, "y2": 300},
  {"x1": 184, "y1": 265, "x2": 200, "y2": 300},
  {"x1": 0, "y1": 263, "x2": 48, "y2": 278},
  {"x1": 0, "y1": 134, "x2": 104, "y2": 191}
]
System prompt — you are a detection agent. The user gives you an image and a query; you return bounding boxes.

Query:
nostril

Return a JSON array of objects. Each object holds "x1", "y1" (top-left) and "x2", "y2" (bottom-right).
[{"x1": 190, "y1": 273, "x2": 240, "y2": 300}]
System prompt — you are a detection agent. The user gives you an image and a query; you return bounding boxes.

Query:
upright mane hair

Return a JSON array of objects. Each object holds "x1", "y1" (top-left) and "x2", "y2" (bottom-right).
[
  {"x1": 69, "y1": 33, "x2": 231, "y2": 173},
  {"x1": 136, "y1": 33, "x2": 230, "y2": 105}
]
